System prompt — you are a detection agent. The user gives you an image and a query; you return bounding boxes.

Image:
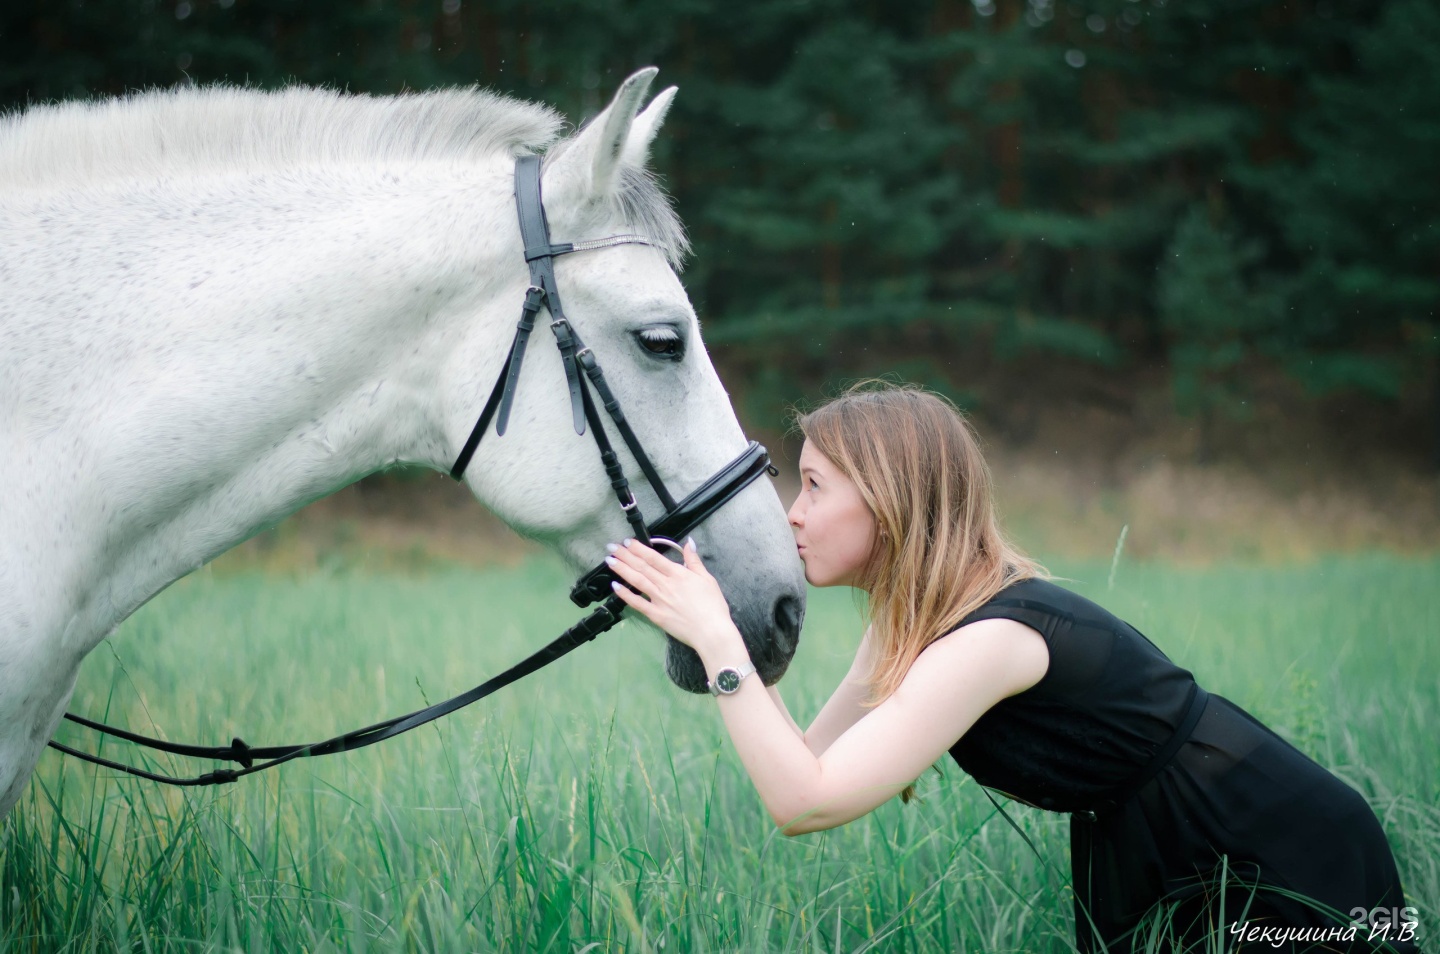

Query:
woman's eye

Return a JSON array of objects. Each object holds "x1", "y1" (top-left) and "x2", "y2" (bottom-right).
[{"x1": 636, "y1": 328, "x2": 683, "y2": 359}]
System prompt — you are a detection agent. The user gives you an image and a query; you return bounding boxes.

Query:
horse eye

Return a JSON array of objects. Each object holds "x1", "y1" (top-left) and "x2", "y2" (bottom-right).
[{"x1": 636, "y1": 329, "x2": 684, "y2": 360}]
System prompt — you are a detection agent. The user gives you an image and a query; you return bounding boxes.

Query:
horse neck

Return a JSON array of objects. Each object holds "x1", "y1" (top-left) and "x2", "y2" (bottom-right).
[{"x1": 3, "y1": 161, "x2": 516, "y2": 650}]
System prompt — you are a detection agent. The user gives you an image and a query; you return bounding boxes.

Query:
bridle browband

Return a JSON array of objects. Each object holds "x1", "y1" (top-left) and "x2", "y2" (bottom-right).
[{"x1": 48, "y1": 154, "x2": 779, "y2": 787}]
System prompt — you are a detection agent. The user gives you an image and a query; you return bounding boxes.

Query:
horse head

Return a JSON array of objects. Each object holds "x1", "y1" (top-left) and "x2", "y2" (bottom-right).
[{"x1": 443, "y1": 69, "x2": 805, "y2": 692}]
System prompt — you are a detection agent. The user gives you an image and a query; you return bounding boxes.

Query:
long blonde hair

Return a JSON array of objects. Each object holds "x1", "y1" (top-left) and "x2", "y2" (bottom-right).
[{"x1": 797, "y1": 380, "x2": 1045, "y2": 705}]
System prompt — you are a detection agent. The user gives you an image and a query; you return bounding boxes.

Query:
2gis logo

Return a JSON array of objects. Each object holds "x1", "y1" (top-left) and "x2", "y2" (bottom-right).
[{"x1": 1350, "y1": 906, "x2": 1421, "y2": 945}]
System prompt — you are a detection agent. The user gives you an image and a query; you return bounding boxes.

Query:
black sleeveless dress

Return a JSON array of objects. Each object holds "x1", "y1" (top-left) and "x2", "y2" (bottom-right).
[{"x1": 948, "y1": 579, "x2": 1417, "y2": 953}]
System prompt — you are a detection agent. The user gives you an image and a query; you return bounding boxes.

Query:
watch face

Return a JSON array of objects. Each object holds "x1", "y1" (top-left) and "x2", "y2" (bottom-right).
[{"x1": 715, "y1": 669, "x2": 742, "y2": 694}]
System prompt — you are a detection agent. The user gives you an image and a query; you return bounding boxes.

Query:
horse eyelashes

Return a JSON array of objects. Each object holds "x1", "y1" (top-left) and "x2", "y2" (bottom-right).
[{"x1": 637, "y1": 327, "x2": 683, "y2": 358}]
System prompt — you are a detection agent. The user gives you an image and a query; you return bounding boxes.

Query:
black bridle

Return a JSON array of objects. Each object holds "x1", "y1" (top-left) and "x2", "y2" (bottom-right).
[
  {"x1": 48, "y1": 154, "x2": 778, "y2": 787},
  {"x1": 452, "y1": 155, "x2": 778, "y2": 609}
]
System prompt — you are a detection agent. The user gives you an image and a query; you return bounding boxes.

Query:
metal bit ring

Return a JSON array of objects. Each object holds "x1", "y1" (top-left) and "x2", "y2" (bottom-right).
[{"x1": 647, "y1": 536, "x2": 685, "y2": 562}]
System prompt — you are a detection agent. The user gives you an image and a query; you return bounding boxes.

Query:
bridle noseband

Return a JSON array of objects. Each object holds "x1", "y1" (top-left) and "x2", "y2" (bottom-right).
[{"x1": 48, "y1": 154, "x2": 780, "y2": 787}]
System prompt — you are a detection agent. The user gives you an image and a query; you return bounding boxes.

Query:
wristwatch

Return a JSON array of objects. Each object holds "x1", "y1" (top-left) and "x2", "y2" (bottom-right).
[{"x1": 707, "y1": 661, "x2": 756, "y2": 696}]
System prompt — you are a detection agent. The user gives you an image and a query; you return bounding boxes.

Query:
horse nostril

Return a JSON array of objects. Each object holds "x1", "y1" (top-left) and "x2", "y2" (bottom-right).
[{"x1": 772, "y1": 594, "x2": 803, "y2": 655}]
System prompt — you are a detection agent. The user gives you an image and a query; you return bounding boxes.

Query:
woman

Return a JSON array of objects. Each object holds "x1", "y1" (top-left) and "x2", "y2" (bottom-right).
[{"x1": 603, "y1": 381, "x2": 1416, "y2": 953}]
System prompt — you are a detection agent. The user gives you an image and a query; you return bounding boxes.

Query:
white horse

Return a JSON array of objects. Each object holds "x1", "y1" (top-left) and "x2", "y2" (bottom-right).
[{"x1": 0, "y1": 69, "x2": 805, "y2": 817}]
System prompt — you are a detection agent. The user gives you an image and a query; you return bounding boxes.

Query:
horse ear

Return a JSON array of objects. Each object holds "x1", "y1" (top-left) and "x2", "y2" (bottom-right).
[
  {"x1": 622, "y1": 85, "x2": 677, "y2": 169},
  {"x1": 545, "y1": 67, "x2": 658, "y2": 207}
]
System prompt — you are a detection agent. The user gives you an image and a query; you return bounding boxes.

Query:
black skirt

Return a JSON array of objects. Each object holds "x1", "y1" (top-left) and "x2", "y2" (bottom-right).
[
  {"x1": 1070, "y1": 692, "x2": 1418, "y2": 953},
  {"x1": 947, "y1": 579, "x2": 1417, "y2": 953}
]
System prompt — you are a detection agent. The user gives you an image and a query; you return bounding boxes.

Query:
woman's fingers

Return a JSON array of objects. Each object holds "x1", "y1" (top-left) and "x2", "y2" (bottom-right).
[
  {"x1": 602, "y1": 537, "x2": 734, "y2": 654},
  {"x1": 607, "y1": 538, "x2": 712, "y2": 594},
  {"x1": 609, "y1": 577, "x2": 645, "y2": 606},
  {"x1": 682, "y1": 536, "x2": 709, "y2": 575},
  {"x1": 607, "y1": 539, "x2": 681, "y2": 591},
  {"x1": 610, "y1": 578, "x2": 669, "y2": 628},
  {"x1": 606, "y1": 550, "x2": 654, "y2": 594}
]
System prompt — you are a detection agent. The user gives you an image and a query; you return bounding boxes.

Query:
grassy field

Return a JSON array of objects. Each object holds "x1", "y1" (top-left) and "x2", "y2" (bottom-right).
[{"x1": 3, "y1": 553, "x2": 1436, "y2": 952}]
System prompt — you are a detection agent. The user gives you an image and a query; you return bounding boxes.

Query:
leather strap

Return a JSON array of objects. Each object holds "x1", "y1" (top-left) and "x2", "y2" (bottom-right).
[
  {"x1": 514, "y1": 155, "x2": 586, "y2": 437},
  {"x1": 50, "y1": 596, "x2": 627, "y2": 786},
  {"x1": 575, "y1": 347, "x2": 677, "y2": 512},
  {"x1": 494, "y1": 285, "x2": 545, "y2": 436},
  {"x1": 575, "y1": 355, "x2": 652, "y2": 543},
  {"x1": 450, "y1": 295, "x2": 536, "y2": 480},
  {"x1": 550, "y1": 317, "x2": 588, "y2": 436}
]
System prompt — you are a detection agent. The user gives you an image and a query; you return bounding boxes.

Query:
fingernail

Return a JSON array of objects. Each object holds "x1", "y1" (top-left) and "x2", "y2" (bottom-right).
[
  {"x1": 610, "y1": 580, "x2": 624, "y2": 591},
  {"x1": 685, "y1": 536, "x2": 697, "y2": 551},
  {"x1": 605, "y1": 543, "x2": 619, "y2": 553},
  {"x1": 605, "y1": 556, "x2": 618, "y2": 566},
  {"x1": 623, "y1": 538, "x2": 635, "y2": 548}
]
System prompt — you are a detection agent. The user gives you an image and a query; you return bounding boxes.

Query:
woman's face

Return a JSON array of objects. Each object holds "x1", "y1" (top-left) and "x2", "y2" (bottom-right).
[{"x1": 788, "y1": 440, "x2": 878, "y2": 588}]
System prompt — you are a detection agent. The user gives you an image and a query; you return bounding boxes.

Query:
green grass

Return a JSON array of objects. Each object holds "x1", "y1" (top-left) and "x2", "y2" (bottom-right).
[{"x1": 3, "y1": 554, "x2": 1436, "y2": 952}]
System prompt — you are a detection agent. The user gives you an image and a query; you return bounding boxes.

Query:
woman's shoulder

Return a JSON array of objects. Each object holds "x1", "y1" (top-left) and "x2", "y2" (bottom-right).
[
  {"x1": 958, "y1": 576, "x2": 1128, "y2": 644},
  {"x1": 969, "y1": 576, "x2": 1089, "y2": 618}
]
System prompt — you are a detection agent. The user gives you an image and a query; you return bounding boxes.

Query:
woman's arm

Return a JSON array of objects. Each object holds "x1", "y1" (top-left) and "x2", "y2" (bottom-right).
[
  {"x1": 705, "y1": 616, "x2": 1047, "y2": 833},
  {"x1": 604, "y1": 540, "x2": 1049, "y2": 835},
  {"x1": 767, "y1": 685, "x2": 805, "y2": 738},
  {"x1": 800, "y1": 627, "x2": 874, "y2": 756},
  {"x1": 767, "y1": 629, "x2": 872, "y2": 753}
]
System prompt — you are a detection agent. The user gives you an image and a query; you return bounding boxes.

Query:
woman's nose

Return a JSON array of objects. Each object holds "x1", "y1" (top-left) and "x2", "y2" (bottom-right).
[{"x1": 787, "y1": 496, "x2": 804, "y2": 527}]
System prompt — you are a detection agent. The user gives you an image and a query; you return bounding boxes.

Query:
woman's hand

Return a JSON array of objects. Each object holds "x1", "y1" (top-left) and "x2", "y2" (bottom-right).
[{"x1": 605, "y1": 538, "x2": 746, "y2": 663}]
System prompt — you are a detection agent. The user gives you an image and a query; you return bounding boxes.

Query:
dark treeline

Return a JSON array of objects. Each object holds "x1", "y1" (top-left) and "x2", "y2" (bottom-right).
[{"x1": 3, "y1": 0, "x2": 1436, "y2": 459}]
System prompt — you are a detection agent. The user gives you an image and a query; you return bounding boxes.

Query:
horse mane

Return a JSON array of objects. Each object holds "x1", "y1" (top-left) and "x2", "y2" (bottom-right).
[{"x1": 0, "y1": 84, "x2": 688, "y2": 268}]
